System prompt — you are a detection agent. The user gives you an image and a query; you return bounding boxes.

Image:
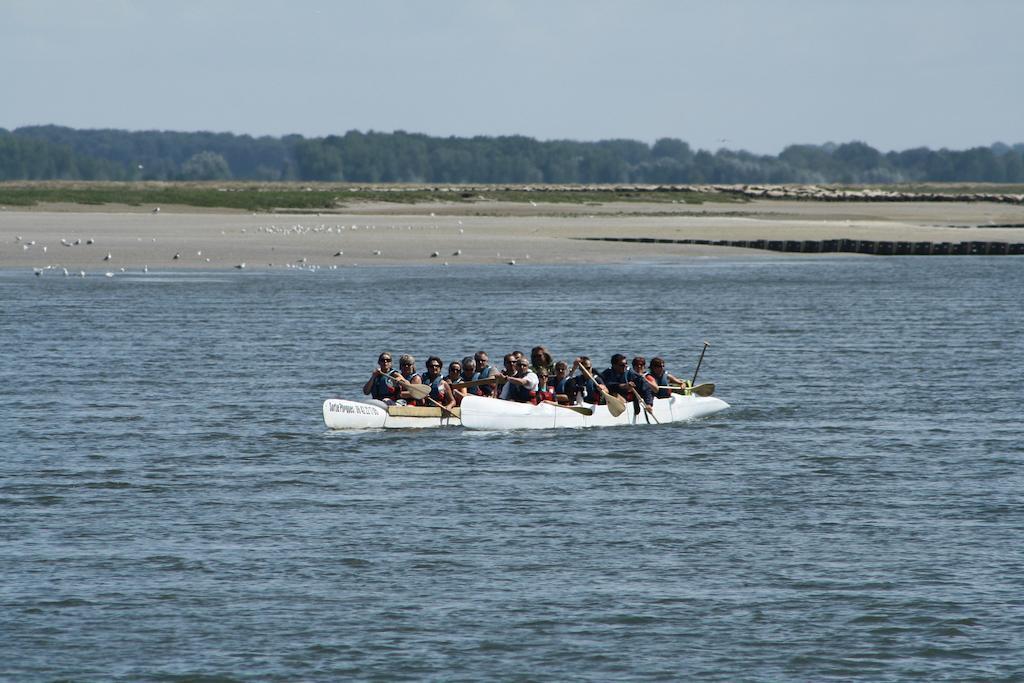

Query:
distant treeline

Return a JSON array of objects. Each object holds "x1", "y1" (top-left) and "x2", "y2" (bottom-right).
[{"x1": 3, "y1": 125, "x2": 1024, "y2": 184}]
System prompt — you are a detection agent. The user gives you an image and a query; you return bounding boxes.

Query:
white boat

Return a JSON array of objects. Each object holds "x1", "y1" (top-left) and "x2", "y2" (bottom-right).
[
  {"x1": 323, "y1": 398, "x2": 461, "y2": 429},
  {"x1": 458, "y1": 393, "x2": 729, "y2": 430}
]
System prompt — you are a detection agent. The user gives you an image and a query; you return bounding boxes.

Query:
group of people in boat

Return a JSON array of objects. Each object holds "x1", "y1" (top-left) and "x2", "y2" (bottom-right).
[{"x1": 362, "y1": 345, "x2": 690, "y2": 411}]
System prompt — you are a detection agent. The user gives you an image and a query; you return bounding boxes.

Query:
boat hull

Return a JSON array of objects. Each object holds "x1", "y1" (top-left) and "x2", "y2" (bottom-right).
[
  {"x1": 458, "y1": 393, "x2": 729, "y2": 430},
  {"x1": 323, "y1": 398, "x2": 461, "y2": 429}
]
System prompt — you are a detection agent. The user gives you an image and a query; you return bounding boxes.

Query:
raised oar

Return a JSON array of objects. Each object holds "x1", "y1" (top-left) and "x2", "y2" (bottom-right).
[
  {"x1": 691, "y1": 341, "x2": 710, "y2": 386},
  {"x1": 659, "y1": 382, "x2": 716, "y2": 397},
  {"x1": 578, "y1": 365, "x2": 626, "y2": 417},
  {"x1": 542, "y1": 400, "x2": 593, "y2": 416}
]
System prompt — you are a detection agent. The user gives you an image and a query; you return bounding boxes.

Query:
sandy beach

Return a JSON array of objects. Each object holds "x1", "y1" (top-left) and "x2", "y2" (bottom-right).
[{"x1": 3, "y1": 198, "x2": 1023, "y2": 272}]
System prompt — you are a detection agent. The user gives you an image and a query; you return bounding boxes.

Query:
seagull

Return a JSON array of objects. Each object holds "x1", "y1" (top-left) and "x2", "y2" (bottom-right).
[
  {"x1": 235, "y1": 263, "x2": 246, "y2": 269},
  {"x1": 152, "y1": 207, "x2": 160, "y2": 213},
  {"x1": 143, "y1": 265, "x2": 149, "y2": 273},
  {"x1": 87, "y1": 238, "x2": 95, "y2": 244},
  {"x1": 508, "y1": 259, "x2": 516, "y2": 266},
  {"x1": 453, "y1": 249, "x2": 462, "y2": 256},
  {"x1": 33, "y1": 268, "x2": 42, "y2": 276},
  {"x1": 333, "y1": 250, "x2": 343, "y2": 257},
  {"x1": 431, "y1": 251, "x2": 439, "y2": 258},
  {"x1": 173, "y1": 252, "x2": 181, "y2": 260},
  {"x1": 105, "y1": 272, "x2": 114, "y2": 278},
  {"x1": 62, "y1": 268, "x2": 69, "y2": 276},
  {"x1": 42, "y1": 246, "x2": 48, "y2": 253},
  {"x1": 372, "y1": 250, "x2": 382, "y2": 256},
  {"x1": 104, "y1": 252, "x2": 112, "y2": 261}
]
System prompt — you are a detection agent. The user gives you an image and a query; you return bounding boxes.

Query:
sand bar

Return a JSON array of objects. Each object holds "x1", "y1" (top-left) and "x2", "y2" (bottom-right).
[{"x1": 2, "y1": 199, "x2": 1023, "y2": 272}]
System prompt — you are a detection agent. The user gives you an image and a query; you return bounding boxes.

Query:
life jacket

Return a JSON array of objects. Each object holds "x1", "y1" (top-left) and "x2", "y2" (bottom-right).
[
  {"x1": 473, "y1": 365, "x2": 495, "y2": 396},
  {"x1": 533, "y1": 388, "x2": 556, "y2": 404},
  {"x1": 601, "y1": 368, "x2": 632, "y2": 400},
  {"x1": 402, "y1": 370, "x2": 422, "y2": 405},
  {"x1": 572, "y1": 375, "x2": 600, "y2": 404},
  {"x1": 424, "y1": 373, "x2": 447, "y2": 403},
  {"x1": 648, "y1": 370, "x2": 671, "y2": 399},
  {"x1": 371, "y1": 373, "x2": 400, "y2": 401},
  {"x1": 509, "y1": 380, "x2": 532, "y2": 403},
  {"x1": 626, "y1": 369, "x2": 655, "y2": 405}
]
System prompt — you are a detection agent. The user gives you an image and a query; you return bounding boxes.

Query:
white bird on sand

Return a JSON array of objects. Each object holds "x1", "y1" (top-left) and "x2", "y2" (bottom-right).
[
  {"x1": 334, "y1": 251, "x2": 344, "y2": 257},
  {"x1": 235, "y1": 263, "x2": 246, "y2": 269},
  {"x1": 173, "y1": 253, "x2": 181, "y2": 260},
  {"x1": 62, "y1": 268, "x2": 69, "y2": 276},
  {"x1": 508, "y1": 259, "x2": 516, "y2": 266},
  {"x1": 143, "y1": 265, "x2": 149, "y2": 273},
  {"x1": 104, "y1": 272, "x2": 114, "y2": 278},
  {"x1": 87, "y1": 238, "x2": 94, "y2": 244},
  {"x1": 152, "y1": 207, "x2": 160, "y2": 213},
  {"x1": 79, "y1": 271, "x2": 85, "y2": 277},
  {"x1": 431, "y1": 251, "x2": 439, "y2": 258},
  {"x1": 42, "y1": 246, "x2": 48, "y2": 253},
  {"x1": 453, "y1": 249, "x2": 462, "y2": 256},
  {"x1": 104, "y1": 252, "x2": 112, "y2": 261},
  {"x1": 373, "y1": 250, "x2": 382, "y2": 256}
]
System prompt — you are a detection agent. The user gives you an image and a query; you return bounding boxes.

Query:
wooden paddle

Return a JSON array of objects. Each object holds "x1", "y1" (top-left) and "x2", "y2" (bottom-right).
[
  {"x1": 542, "y1": 400, "x2": 593, "y2": 416},
  {"x1": 658, "y1": 382, "x2": 715, "y2": 397},
  {"x1": 578, "y1": 364, "x2": 626, "y2": 417},
  {"x1": 451, "y1": 376, "x2": 507, "y2": 390},
  {"x1": 388, "y1": 372, "x2": 431, "y2": 400},
  {"x1": 423, "y1": 394, "x2": 457, "y2": 419}
]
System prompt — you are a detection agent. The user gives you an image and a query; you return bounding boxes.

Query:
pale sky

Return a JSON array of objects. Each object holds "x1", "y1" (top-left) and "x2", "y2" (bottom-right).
[{"x1": 2, "y1": 0, "x2": 1021, "y2": 154}]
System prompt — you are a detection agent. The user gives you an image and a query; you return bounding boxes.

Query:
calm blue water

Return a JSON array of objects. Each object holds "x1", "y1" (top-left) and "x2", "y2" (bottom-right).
[{"x1": 2, "y1": 258, "x2": 1022, "y2": 681}]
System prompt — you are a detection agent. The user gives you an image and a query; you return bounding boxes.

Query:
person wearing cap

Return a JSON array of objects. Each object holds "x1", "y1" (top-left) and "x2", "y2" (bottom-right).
[{"x1": 362, "y1": 352, "x2": 400, "y2": 403}]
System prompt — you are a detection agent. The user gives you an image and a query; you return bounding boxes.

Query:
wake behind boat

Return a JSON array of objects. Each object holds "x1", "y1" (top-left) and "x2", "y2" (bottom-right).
[{"x1": 457, "y1": 392, "x2": 729, "y2": 430}]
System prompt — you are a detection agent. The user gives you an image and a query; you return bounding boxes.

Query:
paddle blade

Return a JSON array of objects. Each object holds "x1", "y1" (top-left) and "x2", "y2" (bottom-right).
[
  {"x1": 605, "y1": 394, "x2": 626, "y2": 417},
  {"x1": 406, "y1": 383, "x2": 430, "y2": 400},
  {"x1": 691, "y1": 382, "x2": 715, "y2": 397}
]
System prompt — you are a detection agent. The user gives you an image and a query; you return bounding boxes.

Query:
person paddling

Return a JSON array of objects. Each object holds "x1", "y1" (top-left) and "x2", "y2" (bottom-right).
[
  {"x1": 362, "y1": 352, "x2": 400, "y2": 404},
  {"x1": 447, "y1": 360, "x2": 468, "y2": 406},
  {"x1": 396, "y1": 354, "x2": 424, "y2": 405},
  {"x1": 421, "y1": 356, "x2": 455, "y2": 410},
  {"x1": 647, "y1": 356, "x2": 688, "y2": 398}
]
